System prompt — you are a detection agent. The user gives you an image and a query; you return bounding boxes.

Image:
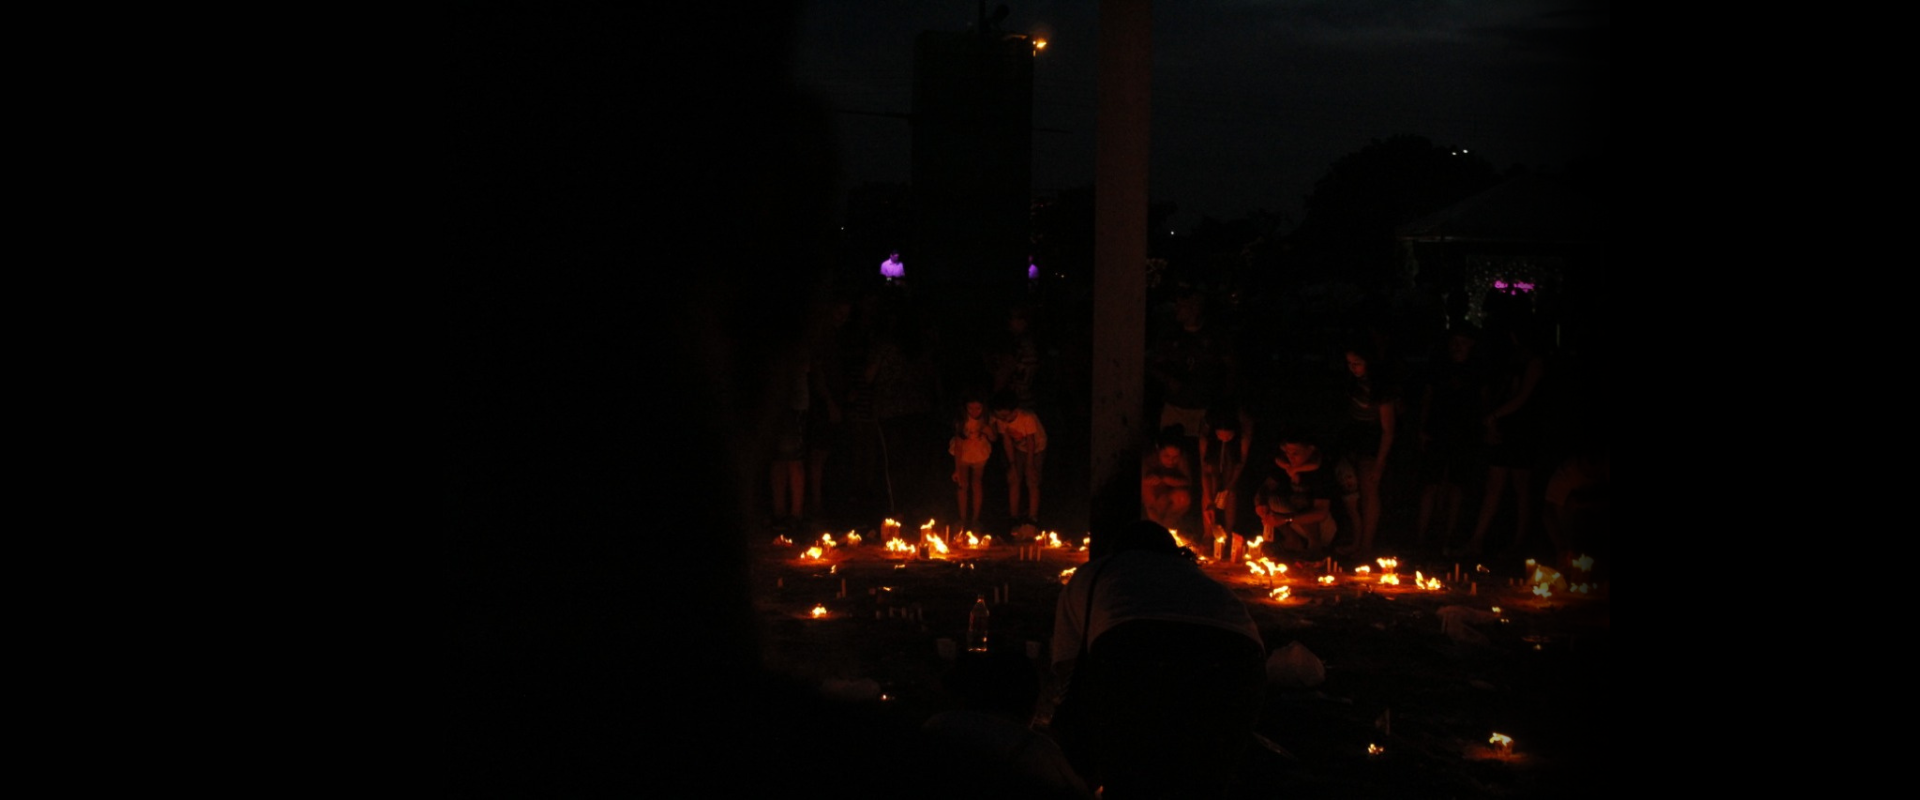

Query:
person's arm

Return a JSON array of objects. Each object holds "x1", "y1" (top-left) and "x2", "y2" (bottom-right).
[
  {"x1": 1487, "y1": 356, "x2": 1544, "y2": 424},
  {"x1": 1292, "y1": 497, "x2": 1333, "y2": 525},
  {"x1": 1418, "y1": 383, "x2": 1435, "y2": 452},
  {"x1": 1376, "y1": 399, "x2": 1396, "y2": 465}
]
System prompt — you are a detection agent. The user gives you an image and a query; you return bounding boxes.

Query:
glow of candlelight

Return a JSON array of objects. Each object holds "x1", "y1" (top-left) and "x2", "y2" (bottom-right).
[
  {"x1": 1355, "y1": 565, "x2": 1371, "y2": 574},
  {"x1": 773, "y1": 535, "x2": 792, "y2": 546},
  {"x1": 1367, "y1": 743, "x2": 1383, "y2": 755},
  {"x1": 845, "y1": 530, "x2": 861, "y2": 545},
  {"x1": 1269, "y1": 586, "x2": 1290, "y2": 601},
  {"x1": 1318, "y1": 575, "x2": 1336, "y2": 585},
  {"x1": 1379, "y1": 573, "x2": 1400, "y2": 585},
  {"x1": 1059, "y1": 566, "x2": 1077, "y2": 584},
  {"x1": 1375, "y1": 557, "x2": 1398, "y2": 572},
  {"x1": 819, "y1": 533, "x2": 837, "y2": 548},
  {"x1": 802, "y1": 546, "x2": 824, "y2": 560},
  {"x1": 810, "y1": 604, "x2": 828, "y2": 618},
  {"x1": 1532, "y1": 583, "x2": 1552, "y2": 598},
  {"x1": 1573, "y1": 553, "x2": 1594, "y2": 572},
  {"x1": 1047, "y1": 531, "x2": 1064, "y2": 548},
  {"x1": 1489, "y1": 732, "x2": 1512, "y2": 751}
]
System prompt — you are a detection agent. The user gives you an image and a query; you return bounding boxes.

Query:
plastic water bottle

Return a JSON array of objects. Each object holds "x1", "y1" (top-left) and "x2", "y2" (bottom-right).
[{"x1": 967, "y1": 595, "x2": 990, "y2": 653}]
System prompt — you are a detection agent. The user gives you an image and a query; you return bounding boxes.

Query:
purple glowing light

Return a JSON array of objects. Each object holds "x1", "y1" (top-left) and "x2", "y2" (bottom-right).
[
  {"x1": 880, "y1": 252, "x2": 904, "y2": 279},
  {"x1": 1491, "y1": 280, "x2": 1535, "y2": 295},
  {"x1": 1027, "y1": 258, "x2": 1039, "y2": 281}
]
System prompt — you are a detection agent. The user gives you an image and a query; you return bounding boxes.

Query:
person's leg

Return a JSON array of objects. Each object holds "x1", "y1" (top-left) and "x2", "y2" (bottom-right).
[
  {"x1": 1007, "y1": 457, "x2": 1025, "y2": 521},
  {"x1": 1359, "y1": 459, "x2": 1383, "y2": 554},
  {"x1": 787, "y1": 459, "x2": 806, "y2": 520},
  {"x1": 954, "y1": 456, "x2": 968, "y2": 523},
  {"x1": 1417, "y1": 482, "x2": 1439, "y2": 545},
  {"x1": 770, "y1": 460, "x2": 790, "y2": 526},
  {"x1": 1510, "y1": 467, "x2": 1535, "y2": 549},
  {"x1": 1440, "y1": 481, "x2": 1463, "y2": 543},
  {"x1": 1166, "y1": 488, "x2": 1191, "y2": 534},
  {"x1": 1025, "y1": 450, "x2": 1045, "y2": 521},
  {"x1": 966, "y1": 463, "x2": 985, "y2": 527},
  {"x1": 1466, "y1": 466, "x2": 1509, "y2": 554}
]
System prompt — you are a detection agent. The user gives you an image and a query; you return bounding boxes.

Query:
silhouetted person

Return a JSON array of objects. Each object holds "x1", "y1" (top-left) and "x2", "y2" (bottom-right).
[
  {"x1": 1147, "y1": 284, "x2": 1239, "y2": 474},
  {"x1": 1048, "y1": 520, "x2": 1266, "y2": 799},
  {"x1": 1335, "y1": 339, "x2": 1399, "y2": 558},
  {"x1": 1461, "y1": 316, "x2": 1551, "y2": 556},
  {"x1": 1413, "y1": 325, "x2": 1491, "y2": 550}
]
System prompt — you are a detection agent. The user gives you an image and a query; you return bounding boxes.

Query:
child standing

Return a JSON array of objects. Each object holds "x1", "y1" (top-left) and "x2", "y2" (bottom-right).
[
  {"x1": 988, "y1": 389, "x2": 1047, "y2": 532},
  {"x1": 949, "y1": 394, "x2": 996, "y2": 532}
]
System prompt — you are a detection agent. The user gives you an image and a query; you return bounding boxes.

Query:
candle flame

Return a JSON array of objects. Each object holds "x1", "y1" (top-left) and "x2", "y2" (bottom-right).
[
  {"x1": 773, "y1": 535, "x2": 792, "y2": 546},
  {"x1": 1367, "y1": 743, "x2": 1384, "y2": 755},
  {"x1": 1355, "y1": 565, "x2": 1371, "y2": 574},
  {"x1": 1059, "y1": 566, "x2": 1077, "y2": 584},
  {"x1": 1379, "y1": 573, "x2": 1400, "y2": 585},
  {"x1": 1269, "y1": 586, "x2": 1290, "y2": 601},
  {"x1": 1046, "y1": 531, "x2": 1064, "y2": 548},
  {"x1": 801, "y1": 546, "x2": 824, "y2": 560},
  {"x1": 819, "y1": 533, "x2": 837, "y2": 548},
  {"x1": 1489, "y1": 732, "x2": 1512, "y2": 749},
  {"x1": 1414, "y1": 572, "x2": 1442, "y2": 590},
  {"x1": 810, "y1": 604, "x2": 828, "y2": 618},
  {"x1": 1318, "y1": 575, "x2": 1336, "y2": 585}
]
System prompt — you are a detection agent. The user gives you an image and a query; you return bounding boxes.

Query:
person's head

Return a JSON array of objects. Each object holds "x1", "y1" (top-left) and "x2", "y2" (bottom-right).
[
  {"x1": 1344, "y1": 347, "x2": 1371, "y2": 379},
  {"x1": 989, "y1": 389, "x2": 1021, "y2": 422},
  {"x1": 1276, "y1": 428, "x2": 1318, "y2": 465},
  {"x1": 964, "y1": 399, "x2": 985, "y2": 419},
  {"x1": 1205, "y1": 403, "x2": 1241, "y2": 442},
  {"x1": 1156, "y1": 441, "x2": 1184, "y2": 468},
  {"x1": 1089, "y1": 519, "x2": 1191, "y2": 562},
  {"x1": 1446, "y1": 324, "x2": 1480, "y2": 364}
]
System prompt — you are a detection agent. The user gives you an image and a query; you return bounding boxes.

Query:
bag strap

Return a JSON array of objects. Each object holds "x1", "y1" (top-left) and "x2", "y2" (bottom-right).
[{"x1": 1075, "y1": 556, "x2": 1112, "y2": 661}]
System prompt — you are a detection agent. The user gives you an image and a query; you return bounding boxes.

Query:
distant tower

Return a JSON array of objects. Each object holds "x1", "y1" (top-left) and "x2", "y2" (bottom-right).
[{"x1": 910, "y1": 15, "x2": 1035, "y2": 289}]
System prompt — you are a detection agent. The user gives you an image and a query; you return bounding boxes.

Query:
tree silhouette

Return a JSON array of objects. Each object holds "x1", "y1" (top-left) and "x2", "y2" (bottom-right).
[{"x1": 1286, "y1": 134, "x2": 1500, "y2": 291}]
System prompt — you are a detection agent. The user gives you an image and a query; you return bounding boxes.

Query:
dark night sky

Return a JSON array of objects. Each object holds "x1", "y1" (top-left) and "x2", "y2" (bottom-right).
[{"x1": 793, "y1": 0, "x2": 1610, "y2": 232}]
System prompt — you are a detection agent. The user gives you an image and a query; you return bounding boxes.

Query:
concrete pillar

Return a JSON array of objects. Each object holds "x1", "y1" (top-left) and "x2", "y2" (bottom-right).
[{"x1": 1089, "y1": 0, "x2": 1150, "y2": 534}]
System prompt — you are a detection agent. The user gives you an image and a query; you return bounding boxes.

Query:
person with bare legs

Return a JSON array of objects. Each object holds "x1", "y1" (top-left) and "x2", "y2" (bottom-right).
[
  {"x1": 1414, "y1": 326, "x2": 1489, "y2": 551},
  {"x1": 949, "y1": 392, "x2": 996, "y2": 533},
  {"x1": 1336, "y1": 343, "x2": 1398, "y2": 558},
  {"x1": 989, "y1": 389, "x2": 1047, "y2": 532},
  {"x1": 1461, "y1": 321, "x2": 1548, "y2": 556}
]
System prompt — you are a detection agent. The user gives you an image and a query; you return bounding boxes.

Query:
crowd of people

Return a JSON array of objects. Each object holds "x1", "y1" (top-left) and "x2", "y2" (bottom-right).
[
  {"x1": 766, "y1": 268, "x2": 1606, "y2": 571},
  {"x1": 450, "y1": 4, "x2": 1606, "y2": 797}
]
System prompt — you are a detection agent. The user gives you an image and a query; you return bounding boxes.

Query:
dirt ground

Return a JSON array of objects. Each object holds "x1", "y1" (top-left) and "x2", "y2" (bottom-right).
[{"x1": 750, "y1": 530, "x2": 1611, "y2": 799}]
